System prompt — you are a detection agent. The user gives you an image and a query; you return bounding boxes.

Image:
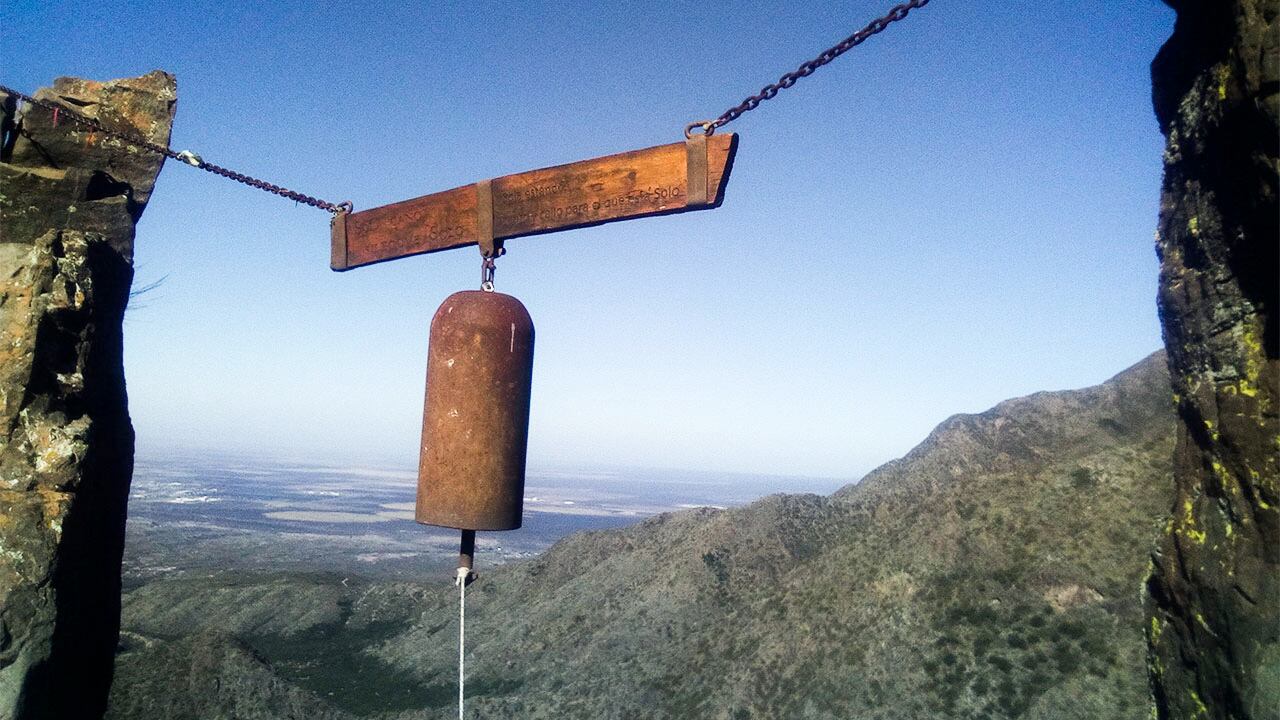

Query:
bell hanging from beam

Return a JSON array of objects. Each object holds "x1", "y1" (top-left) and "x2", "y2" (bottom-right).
[{"x1": 415, "y1": 253, "x2": 534, "y2": 580}]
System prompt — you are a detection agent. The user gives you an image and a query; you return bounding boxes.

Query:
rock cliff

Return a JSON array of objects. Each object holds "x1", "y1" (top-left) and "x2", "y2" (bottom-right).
[
  {"x1": 1145, "y1": 1, "x2": 1280, "y2": 718},
  {"x1": 0, "y1": 72, "x2": 174, "y2": 719}
]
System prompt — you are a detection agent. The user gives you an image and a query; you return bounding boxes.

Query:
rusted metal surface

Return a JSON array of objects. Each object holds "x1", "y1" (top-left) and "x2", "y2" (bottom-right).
[
  {"x1": 416, "y1": 290, "x2": 534, "y2": 531},
  {"x1": 333, "y1": 133, "x2": 738, "y2": 270},
  {"x1": 329, "y1": 209, "x2": 348, "y2": 268},
  {"x1": 685, "y1": 133, "x2": 708, "y2": 206},
  {"x1": 475, "y1": 179, "x2": 497, "y2": 258}
]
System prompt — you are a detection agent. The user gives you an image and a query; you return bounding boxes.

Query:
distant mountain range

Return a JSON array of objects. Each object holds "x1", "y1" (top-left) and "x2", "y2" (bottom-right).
[{"x1": 107, "y1": 351, "x2": 1174, "y2": 720}]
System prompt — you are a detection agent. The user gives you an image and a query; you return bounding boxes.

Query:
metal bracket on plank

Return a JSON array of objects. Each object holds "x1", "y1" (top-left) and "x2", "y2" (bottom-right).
[
  {"x1": 330, "y1": 209, "x2": 349, "y2": 270},
  {"x1": 685, "y1": 134, "x2": 708, "y2": 207},
  {"x1": 475, "y1": 179, "x2": 501, "y2": 258}
]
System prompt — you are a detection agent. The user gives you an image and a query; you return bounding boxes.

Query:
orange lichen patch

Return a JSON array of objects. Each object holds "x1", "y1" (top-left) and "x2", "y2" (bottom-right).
[
  {"x1": 51, "y1": 72, "x2": 176, "y2": 146},
  {"x1": 0, "y1": 488, "x2": 69, "y2": 545},
  {"x1": 36, "y1": 489, "x2": 71, "y2": 537}
]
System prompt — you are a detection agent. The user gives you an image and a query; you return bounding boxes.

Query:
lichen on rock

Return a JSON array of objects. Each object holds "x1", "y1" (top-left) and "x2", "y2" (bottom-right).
[
  {"x1": 1144, "y1": 1, "x2": 1279, "y2": 718},
  {"x1": 0, "y1": 71, "x2": 174, "y2": 720}
]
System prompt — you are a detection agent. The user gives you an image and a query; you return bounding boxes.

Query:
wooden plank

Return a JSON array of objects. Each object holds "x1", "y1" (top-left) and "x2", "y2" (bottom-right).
[{"x1": 334, "y1": 133, "x2": 738, "y2": 270}]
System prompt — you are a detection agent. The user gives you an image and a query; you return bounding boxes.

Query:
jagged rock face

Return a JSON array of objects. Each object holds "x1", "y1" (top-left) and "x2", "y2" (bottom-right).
[
  {"x1": 0, "y1": 73, "x2": 174, "y2": 720},
  {"x1": 1145, "y1": 2, "x2": 1280, "y2": 719}
]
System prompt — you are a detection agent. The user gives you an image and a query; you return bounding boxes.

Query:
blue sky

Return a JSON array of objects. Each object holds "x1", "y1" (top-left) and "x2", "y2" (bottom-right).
[{"x1": 5, "y1": 1, "x2": 1176, "y2": 479}]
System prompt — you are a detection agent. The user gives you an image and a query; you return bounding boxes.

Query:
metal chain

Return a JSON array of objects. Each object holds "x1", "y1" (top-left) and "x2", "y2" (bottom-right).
[
  {"x1": 0, "y1": 83, "x2": 351, "y2": 214},
  {"x1": 6, "y1": 4, "x2": 930, "y2": 210},
  {"x1": 685, "y1": 0, "x2": 932, "y2": 137},
  {"x1": 481, "y1": 255, "x2": 497, "y2": 292}
]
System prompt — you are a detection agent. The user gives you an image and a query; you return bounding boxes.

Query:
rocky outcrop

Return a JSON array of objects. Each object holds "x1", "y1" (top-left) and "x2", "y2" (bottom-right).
[
  {"x1": 1145, "y1": 2, "x2": 1280, "y2": 718},
  {"x1": 0, "y1": 73, "x2": 174, "y2": 719}
]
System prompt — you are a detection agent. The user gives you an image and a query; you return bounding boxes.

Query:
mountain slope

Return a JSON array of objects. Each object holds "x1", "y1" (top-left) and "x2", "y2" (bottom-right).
[
  {"x1": 108, "y1": 631, "x2": 356, "y2": 720},
  {"x1": 370, "y1": 351, "x2": 1174, "y2": 719},
  {"x1": 108, "y1": 351, "x2": 1175, "y2": 720}
]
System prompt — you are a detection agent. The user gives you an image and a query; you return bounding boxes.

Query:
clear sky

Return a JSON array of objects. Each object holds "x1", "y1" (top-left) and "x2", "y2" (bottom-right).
[{"x1": 5, "y1": 1, "x2": 1176, "y2": 480}]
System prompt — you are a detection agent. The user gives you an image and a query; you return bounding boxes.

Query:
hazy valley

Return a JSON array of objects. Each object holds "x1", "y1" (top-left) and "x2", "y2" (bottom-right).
[
  {"x1": 107, "y1": 352, "x2": 1174, "y2": 720},
  {"x1": 122, "y1": 457, "x2": 832, "y2": 584}
]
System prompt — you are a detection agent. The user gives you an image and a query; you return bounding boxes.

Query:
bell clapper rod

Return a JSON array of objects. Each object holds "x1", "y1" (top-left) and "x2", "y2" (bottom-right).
[{"x1": 457, "y1": 529, "x2": 476, "y2": 585}]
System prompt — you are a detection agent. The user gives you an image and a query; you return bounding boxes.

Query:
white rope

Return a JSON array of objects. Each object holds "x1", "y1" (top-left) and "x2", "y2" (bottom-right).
[{"x1": 456, "y1": 567, "x2": 469, "y2": 720}]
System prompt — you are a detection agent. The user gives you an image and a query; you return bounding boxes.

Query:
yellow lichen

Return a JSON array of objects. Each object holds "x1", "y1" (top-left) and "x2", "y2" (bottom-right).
[
  {"x1": 1233, "y1": 326, "x2": 1272, "y2": 412},
  {"x1": 1150, "y1": 615, "x2": 1163, "y2": 643},
  {"x1": 1216, "y1": 64, "x2": 1230, "y2": 101},
  {"x1": 1203, "y1": 419, "x2": 1220, "y2": 441},
  {"x1": 1188, "y1": 216, "x2": 1200, "y2": 236},
  {"x1": 1190, "y1": 689, "x2": 1209, "y2": 717},
  {"x1": 1210, "y1": 460, "x2": 1239, "y2": 493},
  {"x1": 1242, "y1": 326, "x2": 1263, "y2": 355},
  {"x1": 1181, "y1": 499, "x2": 1208, "y2": 544}
]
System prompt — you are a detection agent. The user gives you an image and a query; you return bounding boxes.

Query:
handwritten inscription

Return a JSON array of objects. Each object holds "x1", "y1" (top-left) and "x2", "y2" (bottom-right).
[
  {"x1": 362, "y1": 219, "x2": 469, "y2": 255},
  {"x1": 496, "y1": 180, "x2": 575, "y2": 206},
  {"x1": 410, "y1": 220, "x2": 468, "y2": 246},
  {"x1": 344, "y1": 184, "x2": 478, "y2": 266},
  {"x1": 356, "y1": 216, "x2": 471, "y2": 263},
  {"x1": 357, "y1": 204, "x2": 472, "y2": 256},
  {"x1": 591, "y1": 184, "x2": 683, "y2": 211},
  {"x1": 497, "y1": 183, "x2": 685, "y2": 233},
  {"x1": 335, "y1": 133, "x2": 736, "y2": 270}
]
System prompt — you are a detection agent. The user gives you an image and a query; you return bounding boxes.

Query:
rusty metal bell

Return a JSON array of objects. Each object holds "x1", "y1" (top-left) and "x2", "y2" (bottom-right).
[{"x1": 415, "y1": 290, "x2": 534, "y2": 532}]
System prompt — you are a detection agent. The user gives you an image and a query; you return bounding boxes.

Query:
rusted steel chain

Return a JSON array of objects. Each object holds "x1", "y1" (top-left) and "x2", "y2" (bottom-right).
[
  {"x1": 0, "y1": 83, "x2": 351, "y2": 214},
  {"x1": 685, "y1": 0, "x2": 932, "y2": 137},
  {"x1": 6, "y1": 3, "x2": 932, "y2": 206}
]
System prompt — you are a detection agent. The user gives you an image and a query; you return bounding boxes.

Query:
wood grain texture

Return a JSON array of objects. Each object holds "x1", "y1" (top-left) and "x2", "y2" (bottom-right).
[{"x1": 334, "y1": 133, "x2": 737, "y2": 270}]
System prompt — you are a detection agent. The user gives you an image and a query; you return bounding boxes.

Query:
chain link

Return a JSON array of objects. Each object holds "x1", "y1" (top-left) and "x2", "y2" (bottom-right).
[
  {"x1": 690, "y1": 0, "x2": 932, "y2": 135},
  {"x1": 481, "y1": 255, "x2": 497, "y2": 292},
  {"x1": 6, "y1": 3, "x2": 931, "y2": 213},
  {"x1": 0, "y1": 83, "x2": 350, "y2": 214}
]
